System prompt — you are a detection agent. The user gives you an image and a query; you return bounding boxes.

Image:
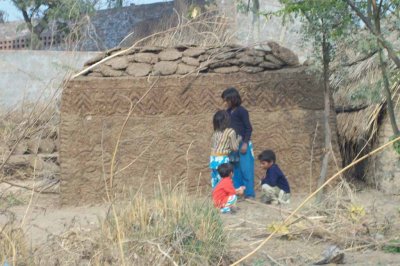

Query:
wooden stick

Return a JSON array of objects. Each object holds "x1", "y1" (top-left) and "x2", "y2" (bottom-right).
[
  {"x1": 2, "y1": 180, "x2": 59, "y2": 194},
  {"x1": 230, "y1": 135, "x2": 400, "y2": 266}
]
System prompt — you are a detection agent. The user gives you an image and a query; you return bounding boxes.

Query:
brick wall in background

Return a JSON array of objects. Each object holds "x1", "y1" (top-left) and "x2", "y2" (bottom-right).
[
  {"x1": 0, "y1": 35, "x2": 65, "y2": 50},
  {"x1": 80, "y1": 2, "x2": 174, "y2": 51},
  {"x1": 0, "y1": 2, "x2": 174, "y2": 51}
]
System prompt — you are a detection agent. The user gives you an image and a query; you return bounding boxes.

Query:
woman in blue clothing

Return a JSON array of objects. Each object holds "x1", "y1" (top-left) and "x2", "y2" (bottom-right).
[{"x1": 221, "y1": 87, "x2": 255, "y2": 198}]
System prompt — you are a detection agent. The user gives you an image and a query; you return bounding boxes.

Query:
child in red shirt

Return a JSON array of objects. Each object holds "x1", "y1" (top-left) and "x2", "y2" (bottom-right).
[{"x1": 212, "y1": 163, "x2": 245, "y2": 213}]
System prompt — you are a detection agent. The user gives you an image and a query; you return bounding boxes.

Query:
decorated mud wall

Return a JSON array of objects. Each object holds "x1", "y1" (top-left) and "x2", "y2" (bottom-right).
[
  {"x1": 366, "y1": 107, "x2": 400, "y2": 194},
  {"x1": 60, "y1": 44, "x2": 340, "y2": 205}
]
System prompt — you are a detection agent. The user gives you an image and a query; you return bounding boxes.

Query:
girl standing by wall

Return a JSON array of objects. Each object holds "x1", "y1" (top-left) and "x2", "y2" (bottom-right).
[
  {"x1": 210, "y1": 110, "x2": 241, "y2": 188},
  {"x1": 221, "y1": 87, "x2": 255, "y2": 198}
]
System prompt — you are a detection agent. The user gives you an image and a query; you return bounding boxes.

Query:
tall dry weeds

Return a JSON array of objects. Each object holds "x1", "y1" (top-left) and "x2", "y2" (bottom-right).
[
  {"x1": 0, "y1": 11, "x2": 96, "y2": 264},
  {"x1": 118, "y1": 1, "x2": 235, "y2": 48},
  {"x1": 233, "y1": 135, "x2": 400, "y2": 265},
  {"x1": 0, "y1": 226, "x2": 29, "y2": 266},
  {"x1": 33, "y1": 186, "x2": 228, "y2": 265},
  {"x1": 142, "y1": 10, "x2": 235, "y2": 47}
]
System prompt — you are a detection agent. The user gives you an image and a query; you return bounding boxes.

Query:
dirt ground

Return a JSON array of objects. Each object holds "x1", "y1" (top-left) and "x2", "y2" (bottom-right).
[
  {"x1": 222, "y1": 190, "x2": 400, "y2": 265},
  {"x1": 1, "y1": 181, "x2": 399, "y2": 265}
]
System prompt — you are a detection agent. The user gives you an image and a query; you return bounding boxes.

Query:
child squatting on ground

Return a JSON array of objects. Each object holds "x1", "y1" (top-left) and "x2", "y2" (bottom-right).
[
  {"x1": 221, "y1": 87, "x2": 255, "y2": 198},
  {"x1": 212, "y1": 163, "x2": 245, "y2": 214},
  {"x1": 209, "y1": 110, "x2": 241, "y2": 188},
  {"x1": 258, "y1": 150, "x2": 291, "y2": 205}
]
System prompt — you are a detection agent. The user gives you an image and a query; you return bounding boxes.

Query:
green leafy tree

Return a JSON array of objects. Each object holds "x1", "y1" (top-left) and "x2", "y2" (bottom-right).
[
  {"x1": 267, "y1": 0, "x2": 352, "y2": 201},
  {"x1": 345, "y1": 0, "x2": 400, "y2": 69},
  {"x1": 344, "y1": 0, "x2": 400, "y2": 137},
  {"x1": 11, "y1": 0, "x2": 96, "y2": 49}
]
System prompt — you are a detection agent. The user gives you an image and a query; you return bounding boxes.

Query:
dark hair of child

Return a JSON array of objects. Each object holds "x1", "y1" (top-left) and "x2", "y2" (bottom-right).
[
  {"x1": 217, "y1": 163, "x2": 234, "y2": 178},
  {"x1": 213, "y1": 110, "x2": 230, "y2": 131},
  {"x1": 258, "y1": 150, "x2": 276, "y2": 163},
  {"x1": 221, "y1": 87, "x2": 242, "y2": 108}
]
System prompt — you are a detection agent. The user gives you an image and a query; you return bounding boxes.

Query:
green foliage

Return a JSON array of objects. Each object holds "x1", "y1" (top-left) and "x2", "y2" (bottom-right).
[
  {"x1": 252, "y1": 258, "x2": 267, "y2": 266},
  {"x1": 12, "y1": 0, "x2": 95, "y2": 21},
  {"x1": 350, "y1": 80, "x2": 384, "y2": 103},
  {"x1": 348, "y1": 0, "x2": 400, "y2": 20},
  {"x1": 383, "y1": 239, "x2": 400, "y2": 253},
  {"x1": 0, "y1": 194, "x2": 24, "y2": 208},
  {"x1": 354, "y1": 35, "x2": 378, "y2": 54},
  {"x1": 389, "y1": 135, "x2": 400, "y2": 155},
  {"x1": 350, "y1": 67, "x2": 400, "y2": 104},
  {"x1": 11, "y1": 0, "x2": 96, "y2": 45},
  {"x1": 235, "y1": 0, "x2": 260, "y2": 14},
  {"x1": 265, "y1": 0, "x2": 352, "y2": 63}
]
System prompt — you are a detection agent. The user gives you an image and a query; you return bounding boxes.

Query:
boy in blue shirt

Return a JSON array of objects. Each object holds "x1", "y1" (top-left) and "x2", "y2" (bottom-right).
[{"x1": 258, "y1": 150, "x2": 291, "y2": 204}]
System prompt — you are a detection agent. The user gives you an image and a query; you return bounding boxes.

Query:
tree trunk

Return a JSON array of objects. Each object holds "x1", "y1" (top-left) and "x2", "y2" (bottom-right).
[
  {"x1": 28, "y1": 35, "x2": 40, "y2": 49},
  {"x1": 20, "y1": 9, "x2": 43, "y2": 49},
  {"x1": 316, "y1": 32, "x2": 332, "y2": 203},
  {"x1": 0, "y1": 10, "x2": 5, "y2": 23},
  {"x1": 378, "y1": 49, "x2": 399, "y2": 135},
  {"x1": 116, "y1": 0, "x2": 123, "y2": 7},
  {"x1": 372, "y1": 1, "x2": 400, "y2": 135}
]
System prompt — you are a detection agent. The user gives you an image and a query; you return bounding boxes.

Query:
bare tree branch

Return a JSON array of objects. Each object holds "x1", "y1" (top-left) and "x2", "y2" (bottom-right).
[{"x1": 345, "y1": 0, "x2": 400, "y2": 68}]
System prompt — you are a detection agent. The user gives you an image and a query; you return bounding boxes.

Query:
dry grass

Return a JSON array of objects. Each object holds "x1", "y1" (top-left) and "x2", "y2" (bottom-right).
[
  {"x1": 0, "y1": 225, "x2": 29, "y2": 265},
  {"x1": 0, "y1": 57, "x2": 64, "y2": 266},
  {"x1": 1, "y1": 5, "x2": 399, "y2": 265},
  {"x1": 0, "y1": 13, "x2": 235, "y2": 263},
  {"x1": 0, "y1": 100, "x2": 60, "y2": 188},
  {"x1": 33, "y1": 186, "x2": 228, "y2": 266},
  {"x1": 237, "y1": 180, "x2": 400, "y2": 265},
  {"x1": 233, "y1": 134, "x2": 400, "y2": 265},
  {"x1": 119, "y1": 1, "x2": 235, "y2": 48},
  {"x1": 295, "y1": 181, "x2": 396, "y2": 250},
  {"x1": 142, "y1": 11, "x2": 235, "y2": 48},
  {"x1": 0, "y1": 102, "x2": 59, "y2": 266}
]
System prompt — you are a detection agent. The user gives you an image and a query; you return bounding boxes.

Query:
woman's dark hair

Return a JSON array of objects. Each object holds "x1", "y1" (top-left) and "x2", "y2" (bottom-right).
[
  {"x1": 258, "y1": 150, "x2": 276, "y2": 163},
  {"x1": 217, "y1": 163, "x2": 234, "y2": 178},
  {"x1": 213, "y1": 110, "x2": 230, "y2": 131},
  {"x1": 221, "y1": 87, "x2": 242, "y2": 108}
]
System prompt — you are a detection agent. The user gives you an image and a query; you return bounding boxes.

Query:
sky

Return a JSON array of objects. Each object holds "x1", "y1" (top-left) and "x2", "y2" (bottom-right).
[{"x1": 0, "y1": 0, "x2": 170, "y2": 22}]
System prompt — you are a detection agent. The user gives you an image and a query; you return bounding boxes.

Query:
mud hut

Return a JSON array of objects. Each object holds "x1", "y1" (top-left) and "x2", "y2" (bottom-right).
[{"x1": 60, "y1": 43, "x2": 341, "y2": 205}]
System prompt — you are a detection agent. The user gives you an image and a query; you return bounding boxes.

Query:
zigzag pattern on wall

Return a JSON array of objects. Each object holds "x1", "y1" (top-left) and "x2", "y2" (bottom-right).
[
  {"x1": 63, "y1": 75, "x2": 324, "y2": 117},
  {"x1": 60, "y1": 71, "x2": 340, "y2": 205}
]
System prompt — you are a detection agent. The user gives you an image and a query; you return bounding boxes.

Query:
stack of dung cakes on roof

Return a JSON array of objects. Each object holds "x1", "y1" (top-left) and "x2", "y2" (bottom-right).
[{"x1": 84, "y1": 42, "x2": 300, "y2": 78}]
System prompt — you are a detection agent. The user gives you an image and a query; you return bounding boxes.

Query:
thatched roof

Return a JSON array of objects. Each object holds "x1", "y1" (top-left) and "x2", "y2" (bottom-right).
[
  {"x1": 331, "y1": 26, "x2": 400, "y2": 179},
  {"x1": 332, "y1": 29, "x2": 400, "y2": 145}
]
